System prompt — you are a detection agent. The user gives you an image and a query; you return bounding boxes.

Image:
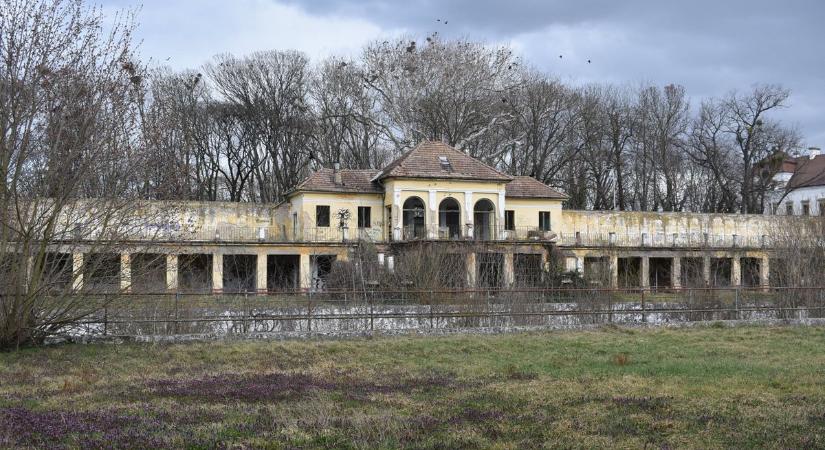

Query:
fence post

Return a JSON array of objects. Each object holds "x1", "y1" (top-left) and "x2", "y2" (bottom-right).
[
  {"x1": 369, "y1": 295, "x2": 374, "y2": 331},
  {"x1": 242, "y1": 292, "x2": 248, "y2": 334},
  {"x1": 429, "y1": 288, "x2": 434, "y2": 329},
  {"x1": 735, "y1": 286, "x2": 740, "y2": 321},
  {"x1": 174, "y1": 292, "x2": 180, "y2": 335},
  {"x1": 103, "y1": 296, "x2": 108, "y2": 336},
  {"x1": 307, "y1": 295, "x2": 313, "y2": 332},
  {"x1": 641, "y1": 288, "x2": 647, "y2": 324}
]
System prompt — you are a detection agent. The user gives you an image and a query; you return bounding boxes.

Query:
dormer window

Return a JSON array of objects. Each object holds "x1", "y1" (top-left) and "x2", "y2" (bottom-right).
[{"x1": 438, "y1": 156, "x2": 453, "y2": 172}]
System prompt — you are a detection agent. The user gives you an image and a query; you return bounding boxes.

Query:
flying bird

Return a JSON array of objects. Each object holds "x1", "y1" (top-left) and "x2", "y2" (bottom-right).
[
  {"x1": 587, "y1": 59, "x2": 591, "y2": 64},
  {"x1": 559, "y1": 55, "x2": 563, "y2": 59}
]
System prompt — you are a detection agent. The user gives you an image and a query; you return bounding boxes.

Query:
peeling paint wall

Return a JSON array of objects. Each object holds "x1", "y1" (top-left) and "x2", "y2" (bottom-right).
[{"x1": 560, "y1": 210, "x2": 796, "y2": 238}]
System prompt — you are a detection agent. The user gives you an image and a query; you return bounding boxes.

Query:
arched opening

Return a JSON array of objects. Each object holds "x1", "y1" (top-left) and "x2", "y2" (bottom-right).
[
  {"x1": 473, "y1": 199, "x2": 496, "y2": 240},
  {"x1": 438, "y1": 197, "x2": 461, "y2": 239},
  {"x1": 402, "y1": 196, "x2": 426, "y2": 239}
]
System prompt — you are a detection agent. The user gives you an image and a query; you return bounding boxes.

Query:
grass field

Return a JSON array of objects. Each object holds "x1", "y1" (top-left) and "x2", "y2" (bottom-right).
[{"x1": 2, "y1": 325, "x2": 825, "y2": 449}]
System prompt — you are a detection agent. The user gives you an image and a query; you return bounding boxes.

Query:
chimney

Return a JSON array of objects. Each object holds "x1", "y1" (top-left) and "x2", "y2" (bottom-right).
[
  {"x1": 808, "y1": 147, "x2": 821, "y2": 159},
  {"x1": 333, "y1": 162, "x2": 342, "y2": 185}
]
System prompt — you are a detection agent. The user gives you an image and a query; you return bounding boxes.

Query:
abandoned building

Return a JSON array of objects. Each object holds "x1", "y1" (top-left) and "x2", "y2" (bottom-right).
[{"x1": 57, "y1": 141, "x2": 807, "y2": 293}]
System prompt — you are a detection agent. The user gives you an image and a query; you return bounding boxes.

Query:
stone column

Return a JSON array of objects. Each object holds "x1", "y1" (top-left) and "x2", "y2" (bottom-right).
[
  {"x1": 72, "y1": 253, "x2": 84, "y2": 291},
  {"x1": 256, "y1": 252, "x2": 267, "y2": 294},
  {"x1": 166, "y1": 254, "x2": 178, "y2": 292},
  {"x1": 497, "y1": 191, "x2": 506, "y2": 239},
  {"x1": 672, "y1": 256, "x2": 681, "y2": 290},
  {"x1": 731, "y1": 256, "x2": 741, "y2": 287},
  {"x1": 212, "y1": 253, "x2": 223, "y2": 293},
  {"x1": 428, "y1": 189, "x2": 437, "y2": 239},
  {"x1": 120, "y1": 253, "x2": 131, "y2": 292},
  {"x1": 702, "y1": 255, "x2": 711, "y2": 286},
  {"x1": 760, "y1": 255, "x2": 770, "y2": 290},
  {"x1": 609, "y1": 255, "x2": 619, "y2": 289},
  {"x1": 640, "y1": 256, "x2": 650, "y2": 288},
  {"x1": 464, "y1": 191, "x2": 474, "y2": 238},
  {"x1": 465, "y1": 252, "x2": 476, "y2": 288},
  {"x1": 392, "y1": 189, "x2": 402, "y2": 240},
  {"x1": 502, "y1": 253, "x2": 514, "y2": 287},
  {"x1": 299, "y1": 253, "x2": 311, "y2": 290}
]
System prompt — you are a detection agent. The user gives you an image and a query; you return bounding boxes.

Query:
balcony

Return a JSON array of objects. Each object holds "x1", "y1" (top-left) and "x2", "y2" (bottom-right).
[{"x1": 393, "y1": 225, "x2": 558, "y2": 243}]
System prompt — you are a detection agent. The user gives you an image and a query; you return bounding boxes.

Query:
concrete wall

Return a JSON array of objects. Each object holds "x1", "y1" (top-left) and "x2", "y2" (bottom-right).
[{"x1": 560, "y1": 210, "x2": 793, "y2": 239}]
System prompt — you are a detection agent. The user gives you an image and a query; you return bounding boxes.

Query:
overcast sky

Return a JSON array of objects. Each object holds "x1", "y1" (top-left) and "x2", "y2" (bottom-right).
[{"x1": 106, "y1": 0, "x2": 825, "y2": 146}]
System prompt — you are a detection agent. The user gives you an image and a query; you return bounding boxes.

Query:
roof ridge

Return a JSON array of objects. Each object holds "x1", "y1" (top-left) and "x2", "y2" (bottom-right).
[{"x1": 373, "y1": 140, "x2": 512, "y2": 182}]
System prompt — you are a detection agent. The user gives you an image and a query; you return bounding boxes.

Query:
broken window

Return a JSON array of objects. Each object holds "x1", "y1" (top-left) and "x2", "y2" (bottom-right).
[
  {"x1": 438, "y1": 155, "x2": 453, "y2": 172},
  {"x1": 802, "y1": 201, "x2": 810, "y2": 216},
  {"x1": 316, "y1": 205, "x2": 330, "y2": 227},
  {"x1": 357, "y1": 206, "x2": 371, "y2": 228},
  {"x1": 785, "y1": 202, "x2": 794, "y2": 215},
  {"x1": 819, "y1": 199, "x2": 825, "y2": 216}
]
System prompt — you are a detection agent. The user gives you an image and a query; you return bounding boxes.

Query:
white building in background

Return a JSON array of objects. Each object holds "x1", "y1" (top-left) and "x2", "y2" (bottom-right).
[{"x1": 765, "y1": 147, "x2": 825, "y2": 216}]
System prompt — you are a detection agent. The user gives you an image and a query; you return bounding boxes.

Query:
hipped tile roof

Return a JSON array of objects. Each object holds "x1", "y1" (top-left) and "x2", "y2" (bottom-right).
[
  {"x1": 372, "y1": 141, "x2": 513, "y2": 182},
  {"x1": 291, "y1": 168, "x2": 382, "y2": 194},
  {"x1": 788, "y1": 155, "x2": 825, "y2": 189},
  {"x1": 505, "y1": 176, "x2": 569, "y2": 199},
  {"x1": 290, "y1": 142, "x2": 569, "y2": 200}
]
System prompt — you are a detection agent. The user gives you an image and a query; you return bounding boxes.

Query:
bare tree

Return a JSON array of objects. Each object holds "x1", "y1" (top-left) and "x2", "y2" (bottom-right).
[
  {"x1": 0, "y1": 0, "x2": 176, "y2": 348},
  {"x1": 362, "y1": 35, "x2": 521, "y2": 159}
]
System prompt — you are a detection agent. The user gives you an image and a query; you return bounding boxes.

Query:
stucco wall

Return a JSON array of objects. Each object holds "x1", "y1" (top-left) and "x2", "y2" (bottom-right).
[
  {"x1": 504, "y1": 198, "x2": 563, "y2": 231},
  {"x1": 561, "y1": 210, "x2": 793, "y2": 238},
  {"x1": 766, "y1": 185, "x2": 825, "y2": 216}
]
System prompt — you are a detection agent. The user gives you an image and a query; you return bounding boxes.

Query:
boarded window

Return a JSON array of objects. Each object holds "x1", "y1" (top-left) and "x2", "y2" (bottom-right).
[
  {"x1": 538, "y1": 211, "x2": 551, "y2": 231},
  {"x1": 504, "y1": 210, "x2": 515, "y2": 231},
  {"x1": 358, "y1": 206, "x2": 371, "y2": 228},
  {"x1": 316, "y1": 205, "x2": 330, "y2": 227}
]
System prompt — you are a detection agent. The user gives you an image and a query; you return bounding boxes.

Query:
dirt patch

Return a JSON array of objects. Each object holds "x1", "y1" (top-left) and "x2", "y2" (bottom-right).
[{"x1": 143, "y1": 371, "x2": 462, "y2": 403}]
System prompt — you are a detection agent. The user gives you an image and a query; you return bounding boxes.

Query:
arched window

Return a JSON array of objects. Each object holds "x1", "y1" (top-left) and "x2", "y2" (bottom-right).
[
  {"x1": 473, "y1": 199, "x2": 495, "y2": 240},
  {"x1": 438, "y1": 198, "x2": 461, "y2": 239},
  {"x1": 402, "y1": 197, "x2": 426, "y2": 239}
]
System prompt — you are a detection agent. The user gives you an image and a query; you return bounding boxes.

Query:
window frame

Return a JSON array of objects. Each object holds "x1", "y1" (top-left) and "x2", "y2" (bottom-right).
[
  {"x1": 802, "y1": 201, "x2": 810, "y2": 216},
  {"x1": 538, "y1": 211, "x2": 551, "y2": 231},
  {"x1": 504, "y1": 210, "x2": 515, "y2": 231},
  {"x1": 785, "y1": 202, "x2": 794, "y2": 216},
  {"x1": 357, "y1": 206, "x2": 371, "y2": 229},
  {"x1": 316, "y1": 205, "x2": 330, "y2": 227}
]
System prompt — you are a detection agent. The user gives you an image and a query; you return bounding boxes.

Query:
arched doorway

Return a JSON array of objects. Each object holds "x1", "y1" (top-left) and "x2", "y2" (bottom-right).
[
  {"x1": 473, "y1": 199, "x2": 495, "y2": 240},
  {"x1": 438, "y1": 198, "x2": 461, "y2": 239},
  {"x1": 402, "y1": 197, "x2": 426, "y2": 239}
]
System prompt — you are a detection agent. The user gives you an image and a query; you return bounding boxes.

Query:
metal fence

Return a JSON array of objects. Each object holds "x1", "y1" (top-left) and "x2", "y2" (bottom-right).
[{"x1": 47, "y1": 286, "x2": 825, "y2": 338}]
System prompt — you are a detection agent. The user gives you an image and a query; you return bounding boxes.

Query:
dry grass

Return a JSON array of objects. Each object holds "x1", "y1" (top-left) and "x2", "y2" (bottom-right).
[{"x1": 1, "y1": 325, "x2": 825, "y2": 448}]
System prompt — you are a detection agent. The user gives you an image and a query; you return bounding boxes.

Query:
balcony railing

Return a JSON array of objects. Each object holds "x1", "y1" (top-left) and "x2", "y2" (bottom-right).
[
  {"x1": 393, "y1": 225, "x2": 558, "y2": 242},
  {"x1": 558, "y1": 231, "x2": 773, "y2": 248},
  {"x1": 111, "y1": 225, "x2": 773, "y2": 249}
]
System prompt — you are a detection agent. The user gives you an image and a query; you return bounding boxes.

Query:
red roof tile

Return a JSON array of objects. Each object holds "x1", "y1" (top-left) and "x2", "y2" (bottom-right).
[
  {"x1": 373, "y1": 141, "x2": 513, "y2": 182},
  {"x1": 290, "y1": 169, "x2": 382, "y2": 195},
  {"x1": 505, "y1": 176, "x2": 568, "y2": 199},
  {"x1": 788, "y1": 155, "x2": 825, "y2": 189}
]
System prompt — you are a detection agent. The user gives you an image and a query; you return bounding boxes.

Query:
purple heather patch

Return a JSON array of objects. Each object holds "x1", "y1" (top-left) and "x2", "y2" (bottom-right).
[{"x1": 0, "y1": 407, "x2": 168, "y2": 449}]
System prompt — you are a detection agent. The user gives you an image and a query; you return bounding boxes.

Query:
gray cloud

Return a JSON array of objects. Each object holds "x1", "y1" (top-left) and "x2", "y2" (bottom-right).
[{"x1": 121, "y1": 0, "x2": 825, "y2": 145}]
